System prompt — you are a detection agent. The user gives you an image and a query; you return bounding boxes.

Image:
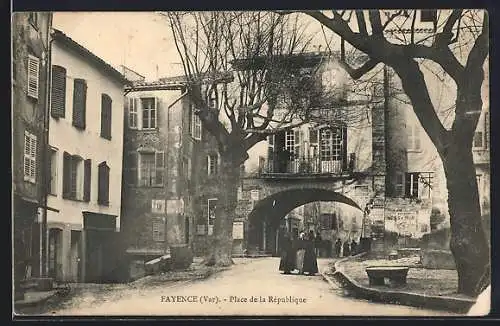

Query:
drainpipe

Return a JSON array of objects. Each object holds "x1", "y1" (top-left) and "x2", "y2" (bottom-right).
[{"x1": 40, "y1": 18, "x2": 55, "y2": 278}]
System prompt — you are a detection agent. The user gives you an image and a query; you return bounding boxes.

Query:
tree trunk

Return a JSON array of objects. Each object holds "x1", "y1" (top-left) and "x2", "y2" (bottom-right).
[
  {"x1": 441, "y1": 140, "x2": 490, "y2": 297},
  {"x1": 204, "y1": 156, "x2": 240, "y2": 267}
]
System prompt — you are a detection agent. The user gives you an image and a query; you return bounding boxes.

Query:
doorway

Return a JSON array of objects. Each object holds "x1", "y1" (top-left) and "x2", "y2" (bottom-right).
[
  {"x1": 70, "y1": 230, "x2": 82, "y2": 282},
  {"x1": 48, "y1": 228, "x2": 63, "y2": 281}
]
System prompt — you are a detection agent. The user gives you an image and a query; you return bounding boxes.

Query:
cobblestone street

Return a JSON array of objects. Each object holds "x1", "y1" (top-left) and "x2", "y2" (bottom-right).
[{"x1": 44, "y1": 258, "x2": 458, "y2": 316}]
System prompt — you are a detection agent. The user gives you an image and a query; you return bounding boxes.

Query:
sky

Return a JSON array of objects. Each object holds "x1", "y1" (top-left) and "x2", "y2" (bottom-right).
[{"x1": 52, "y1": 12, "x2": 335, "y2": 82}]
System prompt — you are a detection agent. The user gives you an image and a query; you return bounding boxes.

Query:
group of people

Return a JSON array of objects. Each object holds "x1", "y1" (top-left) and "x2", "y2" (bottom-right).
[
  {"x1": 279, "y1": 230, "x2": 319, "y2": 276},
  {"x1": 334, "y1": 238, "x2": 359, "y2": 257}
]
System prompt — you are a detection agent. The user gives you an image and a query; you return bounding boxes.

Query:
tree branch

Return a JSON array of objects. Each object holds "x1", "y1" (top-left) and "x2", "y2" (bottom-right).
[
  {"x1": 355, "y1": 11, "x2": 368, "y2": 35},
  {"x1": 338, "y1": 58, "x2": 381, "y2": 80},
  {"x1": 368, "y1": 10, "x2": 384, "y2": 36}
]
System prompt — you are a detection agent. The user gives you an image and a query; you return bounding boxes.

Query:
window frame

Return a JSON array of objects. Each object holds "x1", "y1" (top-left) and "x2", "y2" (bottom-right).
[
  {"x1": 152, "y1": 220, "x2": 165, "y2": 242},
  {"x1": 23, "y1": 130, "x2": 37, "y2": 183},
  {"x1": 141, "y1": 97, "x2": 157, "y2": 130},
  {"x1": 207, "y1": 153, "x2": 218, "y2": 176},
  {"x1": 138, "y1": 151, "x2": 164, "y2": 187},
  {"x1": 191, "y1": 105, "x2": 202, "y2": 140}
]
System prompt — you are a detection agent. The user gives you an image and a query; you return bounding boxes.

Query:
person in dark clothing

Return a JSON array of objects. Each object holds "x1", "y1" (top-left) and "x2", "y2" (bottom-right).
[
  {"x1": 314, "y1": 232, "x2": 322, "y2": 257},
  {"x1": 279, "y1": 231, "x2": 296, "y2": 274},
  {"x1": 342, "y1": 240, "x2": 351, "y2": 257},
  {"x1": 334, "y1": 238, "x2": 342, "y2": 258},
  {"x1": 303, "y1": 230, "x2": 319, "y2": 275},
  {"x1": 351, "y1": 239, "x2": 358, "y2": 256}
]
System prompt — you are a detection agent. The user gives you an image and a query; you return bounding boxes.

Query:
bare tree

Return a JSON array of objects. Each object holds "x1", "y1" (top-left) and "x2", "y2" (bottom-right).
[
  {"x1": 301, "y1": 9, "x2": 489, "y2": 296},
  {"x1": 165, "y1": 11, "x2": 318, "y2": 266}
]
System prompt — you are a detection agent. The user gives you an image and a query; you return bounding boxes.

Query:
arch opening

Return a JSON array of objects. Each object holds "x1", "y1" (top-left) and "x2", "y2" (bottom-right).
[{"x1": 245, "y1": 188, "x2": 363, "y2": 256}]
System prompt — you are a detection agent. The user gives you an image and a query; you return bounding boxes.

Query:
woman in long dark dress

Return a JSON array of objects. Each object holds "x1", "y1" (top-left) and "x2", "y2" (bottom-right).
[
  {"x1": 303, "y1": 230, "x2": 319, "y2": 275},
  {"x1": 279, "y1": 231, "x2": 296, "y2": 274}
]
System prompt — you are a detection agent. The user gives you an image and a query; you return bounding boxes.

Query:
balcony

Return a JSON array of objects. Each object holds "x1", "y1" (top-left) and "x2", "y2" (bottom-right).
[{"x1": 257, "y1": 154, "x2": 355, "y2": 180}]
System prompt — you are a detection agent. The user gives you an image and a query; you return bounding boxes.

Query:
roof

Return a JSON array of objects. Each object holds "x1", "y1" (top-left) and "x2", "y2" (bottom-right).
[
  {"x1": 231, "y1": 51, "x2": 338, "y2": 71},
  {"x1": 125, "y1": 71, "x2": 234, "y2": 92},
  {"x1": 51, "y1": 29, "x2": 131, "y2": 85}
]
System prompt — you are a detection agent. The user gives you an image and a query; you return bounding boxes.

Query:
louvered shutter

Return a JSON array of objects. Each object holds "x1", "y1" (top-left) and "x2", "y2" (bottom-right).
[
  {"x1": 23, "y1": 133, "x2": 31, "y2": 181},
  {"x1": 155, "y1": 152, "x2": 164, "y2": 186},
  {"x1": 51, "y1": 65, "x2": 66, "y2": 118},
  {"x1": 62, "y1": 152, "x2": 71, "y2": 198},
  {"x1": 342, "y1": 126, "x2": 348, "y2": 171},
  {"x1": 83, "y1": 159, "x2": 91, "y2": 202},
  {"x1": 27, "y1": 55, "x2": 39, "y2": 99},
  {"x1": 98, "y1": 162, "x2": 110, "y2": 205},
  {"x1": 72, "y1": 79, "x2": 87, "y2": 129},
  {"x1": 485, "y1": 112, "x2": 489, "y2": 149},
  {"x1": 101, "y1": 94, "x2": 112, "y2": 140}
]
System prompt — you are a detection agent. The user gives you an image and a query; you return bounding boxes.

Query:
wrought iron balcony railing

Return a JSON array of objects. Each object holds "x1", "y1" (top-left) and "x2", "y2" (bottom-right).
[{"x1": 257, "y1": 155, "x2": 355, "y2": 177}]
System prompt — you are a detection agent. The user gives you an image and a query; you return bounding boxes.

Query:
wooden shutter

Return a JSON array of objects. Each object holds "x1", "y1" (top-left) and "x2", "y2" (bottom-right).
[
  {"x1": 27, "y1": 55, "x2": 40, "y2": 99},
  {"x1": 51, "y1": 65, "x2": 66, "y2": 118},
  {"x1": 484, "y1": 112, "x2": 489, "y2": 149},
  {"x1": 101, "y1": 94, "x2": 112, "y2": 140},
  {"x1": 98, "y1": 162, "x2": 110, "y2": 205},
  {"x1": 83, "y1": 159, "x2": 91, "y2": 202},
  {"x1": 155, "y1": 151, "x2": 164, "y2": 185},
  {"x1": 72, "y1": 79, "x2": 87, "y2": 129},
  {"x1": 62, "y1": 152, "x2": 71, "y2": 198},
  {"x1": 342, "y1": 126, "x2": 348, "y2": 171}
]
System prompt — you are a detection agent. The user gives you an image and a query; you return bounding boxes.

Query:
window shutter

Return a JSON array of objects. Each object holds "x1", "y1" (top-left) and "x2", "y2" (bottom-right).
[
  {"x1": 72, "y1": 79, "x2": 87, "y2": 129},
  {"x1": 83, "y1": 159, "x2": 91, "y2": 202},
  {"x1": 51, "y1": 65, "x2": 66, "y2": 118},
  {"x1": 412, "y1": 173, "x2": 420, "y2": 197},
  {"x1": 152, "y1": 97, "x2": 158, "y2": 129},
  {"x1": 414, "y1": 126, "x2": 421, "y2": 150},
  {"x1": 27, "y1": 55, "x2": 40, "y2": 99},
  {"x1": 155, "y1": 151, "x2": 164, "y2": 186},
  {"x1": 23, "y1": 133, "x2": 31, "y2": 181},
  {"x1": 404, "y1": 173, "x2": 411, "y2": 198},
  {"x1": 294, "y1": 130, "x2": 301, "y2": 158},
  {"x1": 62, "y1": 152, "x2": 71, "y2": 198},
  {"x1": 101, "y1": 94, "x2": 112, "y2": 140},
  {"x1": 98, "y1": 162, "x2": 110, "y2": 205},
  {"x1": 342, "y1": 126, "x2": 348, "y2": 171}
]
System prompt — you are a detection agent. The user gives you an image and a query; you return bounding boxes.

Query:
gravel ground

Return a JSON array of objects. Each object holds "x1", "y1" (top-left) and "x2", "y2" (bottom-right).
[{"x1": 337, "y1": 256, "x2": 465, "y2": 298}]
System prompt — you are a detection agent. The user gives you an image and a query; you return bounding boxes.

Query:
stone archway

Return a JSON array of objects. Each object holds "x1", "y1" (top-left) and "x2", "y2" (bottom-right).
[{"x1": 246, "y1": 188, "x2": 363, "y2": 255}]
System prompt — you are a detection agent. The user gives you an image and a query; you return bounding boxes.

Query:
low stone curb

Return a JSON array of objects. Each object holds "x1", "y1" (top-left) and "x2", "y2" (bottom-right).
[{"x1": 321, "y1": 253, "x2": 476, "y2": 314}]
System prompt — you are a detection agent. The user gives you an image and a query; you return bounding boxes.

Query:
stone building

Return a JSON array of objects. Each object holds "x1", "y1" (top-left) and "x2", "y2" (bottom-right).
[
  {"x1": 45, "y1": 29, "x2": 129, "y2": 283},
  {"x1": 121, "y1": 74, "x2": 227, "y2": 263},
  {"x1": 12, "y1": 12, "x2": 53, "y2": 297}
]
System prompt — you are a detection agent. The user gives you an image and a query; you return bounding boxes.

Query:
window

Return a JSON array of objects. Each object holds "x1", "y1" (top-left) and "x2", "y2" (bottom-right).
[
  {"x1": 125, "y1": 152, "x2": 138, "y2": 186},
  {"x1": 152, "y1": 221, "x2": 165, "y2": 242},
  {"x1": 407, "y1": 123, "x2": 421, "y2": 151},
  {"x1": 28, "y1": 12, "x2": 38, "y2": 29},
  {"x1": 50, "y1": 65, "x2": 66, "y2": 118},
  {"x1": 285, "y1": 130, "x2": 295, "y2": 157},
  {"x1": 100, "y1": 94, "x2": 112, "y2": 140},
  {"x1": 319, "y1": 127, "x2": 344, "y2": 161},
  {"x1": 319, "y1": 213, "x2": 336, "y2": 230},
  {"x1": 98, "y1": 162, "x2": 110, "y2": 205},
  {"x1": 420, "y1": 9, "x2": 437, "y2": 23},
  {"x1": 128, "y1": 97, "x2": 138, "y2": 129},
  {"x1": 191, "y1": 105, "x2": 202, "y2": 140},
  {"x1": 473, "y1": 112, "x2": 488, "y2": 149},
  {"x1": 72, "y1": 79, "x2": 87, "y2": 129},
  {"x1": 151, "y1": 200, "x2": 166, "y2": 214},
  {"x1": 141, "y1": 97, "x2": 157, "y2": 129},
  {"x1": 405, "y1": 172, "x2": 420, "y2": 198},
  {"x1": 62, "y1": 153, "x2": 91, "y2": 201},
  {"x1": 48, "y1": 148, "x2": 58, "y2": 195},
  {"x1": 207, "y1": 154, "x2": 218, "y2": 176},
  {"x1": 208, "y1": 87, "x2": 218, "y2": 109},
  {"x1": 183, "y1": 157, "x2": 192, "y2": 181},
  {"x1": 27, "y1": 55, "x2": 40, "y2": 99},
  {"x1": 395, "y1": 172, "x2": 405, "y2": 197},
  {"x1": 138, "y1": 151, "x2": 164, "y2": 187},
  {"x1": 23, "y1": 131, "x2": 37, "y2": 183},
  {"x1": 250, "y1": 189, "x2": 260, "y2": 201},
  {"x1": 208, "y1": 198, "x2": 217, "y2": 235}
]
